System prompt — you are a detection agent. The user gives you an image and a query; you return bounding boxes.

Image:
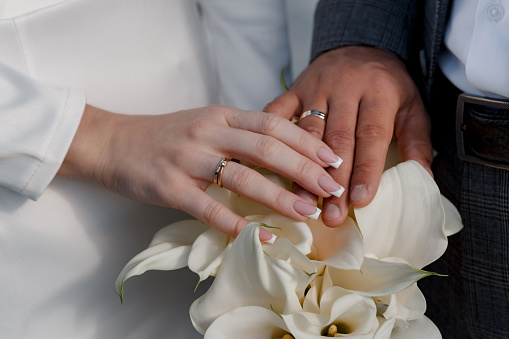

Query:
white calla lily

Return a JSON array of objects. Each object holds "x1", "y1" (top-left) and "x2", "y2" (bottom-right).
[
  {"x1": 114, "y1": 220, "x2": 209, "y2": 302},
  {"x1": 307, "y1": 217, "x2": 365, "y2": 270},
  {"x1": 387, "y1": 315, "x2": 441, "y2": 339},
  {"x1": 379, "y1": 283, "x2": 426, "y2": 327},
  {"x1": 354, "y1": 160, "x2": 462, "y2": 269},
  {"x1": 322, "y1": 257, "x2": 440, "y2": 297},
  {"x1": 188, "y1": 228, "x2": 232, "y2": 282},
  {"x1": 204, "y1": 306, "x2": 290, "y2": 339},
  {"x1": 282, "y1": 287, "x2": 379, "y2": 338},
  {"x1": 247, "y1": 214, "x2": 313, "y2": 255},
  {"x1": 190, "y1": 222, "x2": 316, "y2": 334}
]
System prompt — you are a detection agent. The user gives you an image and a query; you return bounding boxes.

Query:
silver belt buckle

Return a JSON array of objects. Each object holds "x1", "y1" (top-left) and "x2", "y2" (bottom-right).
[{"x1": 456, "y1": 93, "x2": 509, "y2": 170}]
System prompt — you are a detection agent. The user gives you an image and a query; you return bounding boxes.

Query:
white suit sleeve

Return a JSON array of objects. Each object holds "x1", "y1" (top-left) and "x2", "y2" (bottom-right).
[{"x1": 0, "y1": 62, "x2": 86, "y2": 200}]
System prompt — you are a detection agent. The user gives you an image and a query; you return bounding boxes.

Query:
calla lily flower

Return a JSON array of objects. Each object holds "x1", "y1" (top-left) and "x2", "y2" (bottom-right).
[
  {"x1": 203, "y1": 306, "x2": 290, "y2": 339},
  {"x1": 282, "y1": 286, "x2": 379, "y2": 338},
  {"x1": 114, "y1": 219, "x2": 209, "y2": 302},
  {"x1": 114, "y1": 159, "x2": 462, "y2": 339},
  {"x1": 190, "y1": 222, "x2": 316, "y2": 334},
  {"x1": 354, "y1": 160, "x2": 462, "y2": 269}
]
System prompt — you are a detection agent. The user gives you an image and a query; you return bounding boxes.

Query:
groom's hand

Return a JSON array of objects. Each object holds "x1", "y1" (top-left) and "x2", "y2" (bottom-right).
[{"x1": 265, "y1": 46, "x2": 433, "y2": 227}]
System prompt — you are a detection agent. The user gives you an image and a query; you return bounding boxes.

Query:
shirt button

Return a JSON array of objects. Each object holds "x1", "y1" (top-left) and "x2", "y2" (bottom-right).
[{"x1": 487, "y1": 4, "x2": 504, "y2": 21}]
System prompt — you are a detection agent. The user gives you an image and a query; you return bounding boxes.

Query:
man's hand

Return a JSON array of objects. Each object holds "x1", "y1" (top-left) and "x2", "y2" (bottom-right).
[{"x1": 264, "y1": 46, "x2": 433, "y2": 227}]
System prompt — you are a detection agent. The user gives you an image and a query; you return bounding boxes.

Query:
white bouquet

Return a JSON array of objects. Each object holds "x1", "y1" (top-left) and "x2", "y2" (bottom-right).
[{"x1": 115, "y1": 159, "x2": 462, "y2": 338}]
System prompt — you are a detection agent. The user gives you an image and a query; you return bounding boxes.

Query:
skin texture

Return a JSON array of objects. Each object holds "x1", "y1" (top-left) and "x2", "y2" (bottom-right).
[
  {"x1": 58, "y1": 104, "x2": 342, "y2": 239},
  {"x1": 265, "y1": 46, "x2": 433, "y2": 227}
]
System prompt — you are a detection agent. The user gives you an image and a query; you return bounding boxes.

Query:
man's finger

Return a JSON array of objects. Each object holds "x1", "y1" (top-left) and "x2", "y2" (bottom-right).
[
  {"x1": 263, "y1": 91, "x2": 302, "y2": 120},
  {"x1": 321, "y1": 96, "x2": 359, "y2": 227},
  {"x1": 348, "y1": 96, "x2": 396, "y2": 208},
  {"x1": 395, "y1": 102, "x2": 434, "y2": 176}
]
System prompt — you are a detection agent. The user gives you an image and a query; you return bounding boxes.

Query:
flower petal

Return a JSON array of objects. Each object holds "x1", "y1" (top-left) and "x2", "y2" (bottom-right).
[
  {"x1": 325, "y1": 257, "x2": 438, "y2": 297},
  {"x1": 283, "y1": 292, "x2": 378, "y2": 338},
  {"x1": 307, "y1": 217, "x2": 365, "y2": 270},
  {"x1": 390, "y1": 315, "x2": 441, "y2": 339},
  {"x1": 381, "y1": 283, "x2": 426, "y2": 325},
  {"x1": 441, "y1": 195, "x2": 463, "y2": 236},
  {"x1": 188, "y1": 228, "x2": 232, "y2": 282},
  {"x1": 204, "y1": 306, "x2": 289, "y2": 339},
  {"x1": 355, "y1": 161, "x2": 455, "y2": 269},
  {"x1": 190, "y1": 222, "x2": 315, "y2": 334},
  {"x1": 247, "y1": 214, "x2": 313, "y2": 255},
  {"x1": 373, "y1": 318, "x2": 395, "y2": 339},
  {"x1": 114, "y1": 219, "x2": 209, "y2": 302}
]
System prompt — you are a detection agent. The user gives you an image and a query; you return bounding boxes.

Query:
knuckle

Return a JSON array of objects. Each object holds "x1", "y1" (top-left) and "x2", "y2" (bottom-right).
[
  {"x1": 301, "y1": 123, "x2": 324, "y2": 140},
  {"x1": 295, "y1": 158, "x2": 316, "y2": 179},
  {"x1": 187, "y1": 118, "x2": 212, "y2": 140},
  {"x1": 270, "y1": 187, "x2": 288, "y2": 212},
  {"x1": 229, "y1": 166, "x2": 255, "y2": 193},
  {"x1": 231, "y1": 217, "x2": 246, "y2": 238},
  {"x1": 259, "y1": 113, "x2": 282, "y2": 134},
  {"x1": 325, "y1": 130, "x2": 355, "y2": 151},
  {"x1": 355, "y1": 123, "x2": 388, "y2": 140},
  {"x1": 255, "y1": 135, "x2": 280, "y2": 159},
  {"x1": 263, "y1": 101, "x2": 283, "y2": 114},
  {"x1": 202, "y1": 201, "x2": 225, "y2": 226},
  {"x1": 206, "y1": 104, "x2": 226, "y2": 115}
]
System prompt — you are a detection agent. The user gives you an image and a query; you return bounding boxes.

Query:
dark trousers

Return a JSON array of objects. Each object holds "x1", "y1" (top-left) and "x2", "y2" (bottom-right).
[{"x1": 420, "y1": 70, "x2": 509, "y2": 338}]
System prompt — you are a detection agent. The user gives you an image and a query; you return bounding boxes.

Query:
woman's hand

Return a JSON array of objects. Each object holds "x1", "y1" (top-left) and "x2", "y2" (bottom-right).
[{"x1": 58, "y1": 104, "x2": 343, "y2": 240}]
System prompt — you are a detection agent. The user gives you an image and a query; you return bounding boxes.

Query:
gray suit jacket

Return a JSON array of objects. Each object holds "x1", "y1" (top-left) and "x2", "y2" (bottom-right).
[{"x1": 311, "y1": 0, "x2": 451, "y2": 105}]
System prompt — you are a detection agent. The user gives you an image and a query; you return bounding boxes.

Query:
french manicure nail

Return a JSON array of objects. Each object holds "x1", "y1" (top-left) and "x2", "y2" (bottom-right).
[
  {"x1": 317, "y1": 175, "x2": 345, "y2": 198},
  {"x1": 293, "y1": 200, "x2": 321, "y2": 220},
  {"x1": 317, "y1": 147, "x2": 343, "y2": 168},
  {"x1": 264, "y1": 233, "x2": 277, "y2": 245},
  {"x1": 350, "y1": 184, "x2": 368, "y2": 202},
  {"x1": 259, "y1": 227, "x2": 275, "y2": 242}
]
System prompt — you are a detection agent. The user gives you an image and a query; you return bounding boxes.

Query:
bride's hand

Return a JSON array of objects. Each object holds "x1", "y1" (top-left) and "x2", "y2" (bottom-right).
[{"x1": 58, "y1": 104, "x2": 343, "y2": 240}]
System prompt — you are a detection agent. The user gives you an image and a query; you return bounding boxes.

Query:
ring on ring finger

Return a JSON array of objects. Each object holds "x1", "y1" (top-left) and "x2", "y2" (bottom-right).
[
  {"x1": 213, "y1": 157, "x2": 231, "y2": 188},
  {"x1": 299, "y1": 110, "x2": 327, "y2": 122}
]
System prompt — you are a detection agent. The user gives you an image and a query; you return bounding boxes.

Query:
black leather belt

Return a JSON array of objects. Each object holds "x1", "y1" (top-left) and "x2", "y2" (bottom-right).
[{"x1": 456, "y1": 94, "x2": 509, "y2": 170}]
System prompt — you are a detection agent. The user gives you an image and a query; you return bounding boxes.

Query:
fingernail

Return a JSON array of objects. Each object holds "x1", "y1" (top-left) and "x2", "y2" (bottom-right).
[
  {"x1": 317, "y1": 147, "x2": 343, "y2": 168},
  {"x1": 323, "y1": 204, "x2": 341, "y2": 221},
  {"x1": 297, "y1": 190, "x2": 316, "y2": 204},
  {"x1": 259, "y1": 227, "x2": 275, "y2": 242},
  {"x1": 264, "y1": 233, "x2": 277, "y2": 245},
  {"x1": 350, "y1": 184, "x2": 368, "y2": 202},
  {"x1": 293, "y1": 200, "x2": 321, "y2": 220},
  {"x1": 317, "y1": 175, "x2": 345, "y2": 198}
]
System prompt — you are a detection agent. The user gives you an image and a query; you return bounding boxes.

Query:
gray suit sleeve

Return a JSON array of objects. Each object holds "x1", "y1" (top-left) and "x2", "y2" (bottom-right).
[{"x1": 311, "y1": 0, "x2": 419, "y2": 62}]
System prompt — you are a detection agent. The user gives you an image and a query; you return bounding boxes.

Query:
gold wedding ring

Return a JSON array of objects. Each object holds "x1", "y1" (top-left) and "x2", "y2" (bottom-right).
[
  {"x1": 299, "y1": 110, "x2": 327, "y2": 122},
  {"x1": 213, "y1": 157, "x2": 231, "y2": 188}
]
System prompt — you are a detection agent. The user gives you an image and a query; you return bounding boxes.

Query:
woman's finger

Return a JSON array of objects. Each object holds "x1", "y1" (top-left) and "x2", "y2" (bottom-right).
[
  {"x1": 210, "y1": 126, "x2": 344, "y2": 198},
  {"x1": 176, "y1": 185, "x2": 273, "y2": 240},
  {"x1": 224, "y1": 109, "x2": 342, "y2": 169},
  {"x1": 218, "y1": 161, "x2": 322, "y2": 221}
]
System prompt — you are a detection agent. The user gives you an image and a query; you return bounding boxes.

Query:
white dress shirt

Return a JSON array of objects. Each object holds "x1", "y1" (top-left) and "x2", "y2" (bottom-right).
[{"x1": 439, "y1": 0, "x2": 509, "y2": 98}]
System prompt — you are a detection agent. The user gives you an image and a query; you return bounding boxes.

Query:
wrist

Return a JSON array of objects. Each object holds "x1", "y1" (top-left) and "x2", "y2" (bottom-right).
[{"x1": 57, "y1": 104, "x2": 115, "y2": 181}]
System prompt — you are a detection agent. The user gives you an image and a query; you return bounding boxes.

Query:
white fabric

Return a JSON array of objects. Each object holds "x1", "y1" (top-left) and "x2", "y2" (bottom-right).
[
  {"x1": 439, "y1": 0, "x2": 509, "y2": 98},
  {"x1": 0, "y1": 0, "x2": 314, "y2": 338}
]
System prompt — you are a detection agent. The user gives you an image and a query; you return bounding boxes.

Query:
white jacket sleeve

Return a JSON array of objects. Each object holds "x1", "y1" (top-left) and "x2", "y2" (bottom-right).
[{"x1": 0, "y1": 62, "x2": 86, "y2": 200}]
